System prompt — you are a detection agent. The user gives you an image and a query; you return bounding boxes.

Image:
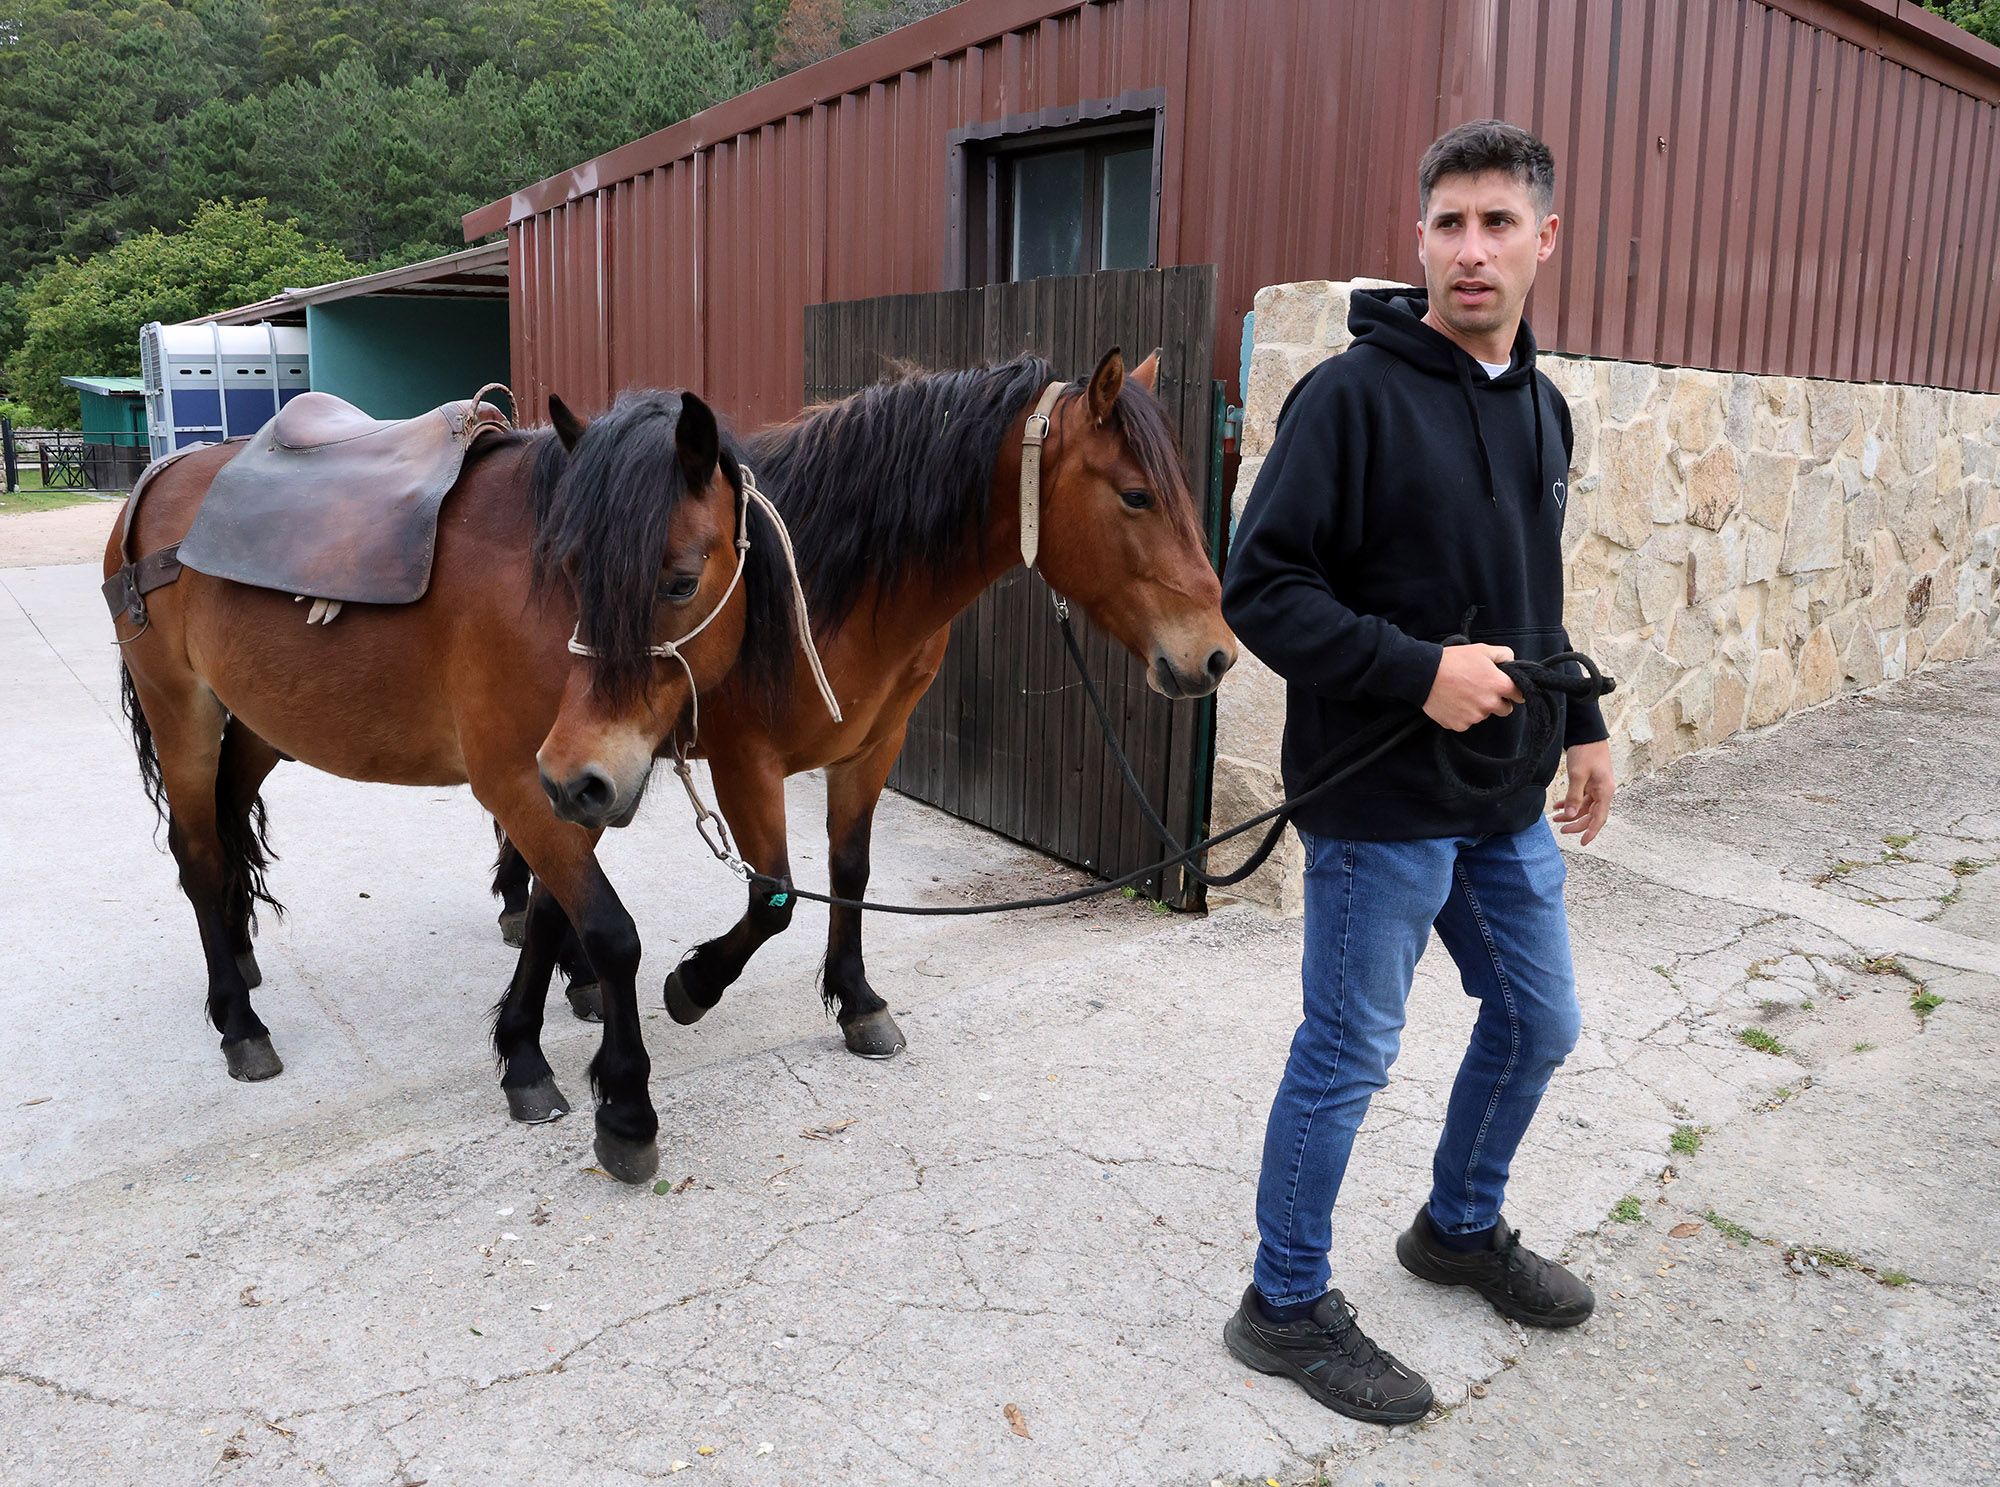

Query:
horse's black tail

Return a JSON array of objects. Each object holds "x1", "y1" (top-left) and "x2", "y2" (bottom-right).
[
  {"x1": 120, "y1": 663, "x2": 167, "y2": 826},
  {"x1": 216, "y1": 722, "x2": 284, "y2": 931},
  {"x1": 125, "y1": 665, "x2": 284, "y2": 926}
]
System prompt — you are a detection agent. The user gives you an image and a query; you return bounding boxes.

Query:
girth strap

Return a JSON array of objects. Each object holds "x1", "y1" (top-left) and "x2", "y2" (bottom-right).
[
  {"x1": 103, "y1": 440, "x2": 234, "y2": 641},
  {"x1": 102, "y1": 543, "x2": 183, "y2": 638}
]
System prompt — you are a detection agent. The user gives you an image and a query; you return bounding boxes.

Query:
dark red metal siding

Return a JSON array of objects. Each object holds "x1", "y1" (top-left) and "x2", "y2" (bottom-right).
[{"x1": 492, "y1": 0, "x2": 2000, "y2": 422}]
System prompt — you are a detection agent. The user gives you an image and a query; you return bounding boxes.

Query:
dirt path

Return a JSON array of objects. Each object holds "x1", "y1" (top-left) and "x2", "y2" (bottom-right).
[{"x1": 0, "y1": 498, "x2": 122, "y2": 568}]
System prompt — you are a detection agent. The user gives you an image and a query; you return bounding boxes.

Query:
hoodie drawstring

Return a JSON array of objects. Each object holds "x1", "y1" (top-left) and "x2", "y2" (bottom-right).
[
  {"x1": 1454, "y1": 355, "x2": 1498, "y2": 505},
  {"x1": 1530, "y1": 374, "x2": 1547, "y2": 507},
  {"x1": 1455, "y1": 353, "x2": 1550, "y2": 508}
]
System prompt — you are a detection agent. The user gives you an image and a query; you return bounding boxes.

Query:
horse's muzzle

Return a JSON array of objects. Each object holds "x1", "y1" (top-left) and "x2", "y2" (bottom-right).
[
  {"x1": 1150, "y1": 645, "x2": 1235, "y2": 700},
  {"x1": 541, "y1": 764, "x2": 643, "y2": 829}
]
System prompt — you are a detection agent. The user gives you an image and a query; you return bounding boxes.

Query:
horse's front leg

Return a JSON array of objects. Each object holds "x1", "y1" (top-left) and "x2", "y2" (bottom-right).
[
  {"x1": 662, "y1": 749, "x2": 793, "y2": 1026},
  {"x1": 483, "y1": 776, "x2": 657, "y2": 1184},
  {"x1": 821, "y1": 732, "x2": 908, "y2": 1058}
]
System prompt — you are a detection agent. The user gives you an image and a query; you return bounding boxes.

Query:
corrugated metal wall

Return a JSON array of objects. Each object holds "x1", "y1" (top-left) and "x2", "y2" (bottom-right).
[{"x1": 491, "y1": 0, "x2": 2000, "y2": 422}]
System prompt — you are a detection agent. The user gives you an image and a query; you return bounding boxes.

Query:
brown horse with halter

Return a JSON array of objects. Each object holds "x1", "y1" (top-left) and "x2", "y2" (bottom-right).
[
  {"x1": 495, "y1": 348, "x2": 1237, "y2": 1061},
  {"x1": 106, "y1": 388, "x2": 801, "y2": 1183}
]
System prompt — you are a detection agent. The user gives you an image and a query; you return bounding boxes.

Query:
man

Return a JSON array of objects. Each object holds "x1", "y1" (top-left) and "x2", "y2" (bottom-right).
[{"x1": 1219, "y1": 120, "x2": 1616, "y2": 1425}]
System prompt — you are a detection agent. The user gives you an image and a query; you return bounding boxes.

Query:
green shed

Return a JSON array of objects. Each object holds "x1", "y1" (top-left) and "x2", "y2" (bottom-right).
[{"x1": 61, "y1": 375, "x2": 151, "y2": 488}]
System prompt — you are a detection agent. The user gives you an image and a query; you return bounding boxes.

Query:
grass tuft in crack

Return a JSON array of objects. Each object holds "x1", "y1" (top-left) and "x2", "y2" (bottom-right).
[
  {"x1": 1706, "y1": 1210, "x2": 1759, "y2": 1245},
  {"x1": 1737, "y1": 1027, "x2": 1786, "y2": 1055}
]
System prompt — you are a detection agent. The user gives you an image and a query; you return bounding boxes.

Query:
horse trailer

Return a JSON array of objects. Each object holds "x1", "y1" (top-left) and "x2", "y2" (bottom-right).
[{"x1": 140, "y1": 321, "x2": 311, "y2": 460}]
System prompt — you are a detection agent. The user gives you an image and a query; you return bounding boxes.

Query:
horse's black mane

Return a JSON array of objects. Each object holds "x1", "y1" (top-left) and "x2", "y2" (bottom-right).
[
  {"x1": 738, "y1": 354, "x2": 1197, "y2": 634},
  {"x1": 517, "y1": 392, "x2": 793, "y2": 707},
  {"x1": 496, "y1": 358, "x2": 1192, "y2": 711}
]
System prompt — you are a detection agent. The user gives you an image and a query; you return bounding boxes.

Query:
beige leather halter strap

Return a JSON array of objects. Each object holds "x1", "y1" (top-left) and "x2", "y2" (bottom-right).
[{"x1": 1017, "y1": 380, "x2": 1066, "y2": 570}]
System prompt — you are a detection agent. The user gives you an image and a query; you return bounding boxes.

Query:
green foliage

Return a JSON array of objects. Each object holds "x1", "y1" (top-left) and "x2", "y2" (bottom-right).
[
  {"x1": 1670, "y1": 1125, "x2": 1703, "y2": 1157},
  {"x1": 3, "y1": 202, "x2": 357, "y2": 425},
  {"x1": 1922, "y1": 2, "x2": 2000, "y2": 47},
  {"x1": 258, "y1": 0, "x2": 619, "y2": 90},
  {"x1": 0, "y1": 1, "x2": 777, "y2": 377},
  {"x1": 0, "y1": 0, "x2": 253, "y2": 291},
  {"x1": 1609, "y1": 1197, "x2": 1643, "y2": 1223},
  {"x1": 161, "y1": 7, "x2": 764, "y2": 266}
]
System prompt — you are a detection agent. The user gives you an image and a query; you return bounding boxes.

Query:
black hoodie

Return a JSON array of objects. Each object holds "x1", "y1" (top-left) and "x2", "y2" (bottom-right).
[{"x1": 1222, "y1": 286, "x2": 1607, "y2": 842}]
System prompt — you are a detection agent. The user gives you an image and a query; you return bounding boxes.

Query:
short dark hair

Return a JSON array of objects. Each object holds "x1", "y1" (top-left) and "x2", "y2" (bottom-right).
[{"x1": 1418, "y1": 120, "x2": 1556, "y2": 220}]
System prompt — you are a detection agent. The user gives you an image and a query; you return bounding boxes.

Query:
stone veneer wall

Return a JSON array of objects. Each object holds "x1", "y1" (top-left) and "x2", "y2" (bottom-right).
[{"x1": 1213, "y1": 278, "x2": 2000, "y2": 914}]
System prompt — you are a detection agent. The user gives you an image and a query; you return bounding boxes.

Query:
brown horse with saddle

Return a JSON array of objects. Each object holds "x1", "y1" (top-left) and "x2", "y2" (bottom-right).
[
  {"x1": 104, "y1": 384, "x2": 798, "y2": 1182},
  {"x1": 494, "y1": 349, "x2": 1238, "y2": 1063}
]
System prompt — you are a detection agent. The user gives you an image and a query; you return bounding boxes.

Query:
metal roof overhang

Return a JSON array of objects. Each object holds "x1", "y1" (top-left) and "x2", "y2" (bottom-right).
[
  {"x1": 192, "y1": 242, "x2": 510, "y2": 327},
  {"x1": 62, "y1": 375, "x2": 147, "y2": 395}
]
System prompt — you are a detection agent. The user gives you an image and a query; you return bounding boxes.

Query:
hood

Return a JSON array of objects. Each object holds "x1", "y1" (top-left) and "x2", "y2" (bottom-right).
[{"x1": 1347, "y1": 287, "x2": 1547, "y2": 506}]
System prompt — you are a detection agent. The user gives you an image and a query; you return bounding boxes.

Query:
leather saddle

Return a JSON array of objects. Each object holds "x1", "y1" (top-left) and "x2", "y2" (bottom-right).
[{"x1": 174, "y1": 389, "x2": 512, "y2": 607}]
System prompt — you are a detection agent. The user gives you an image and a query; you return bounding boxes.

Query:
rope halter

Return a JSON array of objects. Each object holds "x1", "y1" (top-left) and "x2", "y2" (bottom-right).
[{"x1": 564, "y1": 464, "x2": 843, "y2": 759}]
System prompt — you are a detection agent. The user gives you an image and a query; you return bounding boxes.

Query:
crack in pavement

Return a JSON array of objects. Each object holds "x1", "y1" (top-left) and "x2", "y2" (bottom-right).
[
  {"x1": 1592, "y1": 820, "x2": 1999, "y2": 974},
  {"x1": 771, "y1": 1050, "x2": 823, "y2": 1108}
]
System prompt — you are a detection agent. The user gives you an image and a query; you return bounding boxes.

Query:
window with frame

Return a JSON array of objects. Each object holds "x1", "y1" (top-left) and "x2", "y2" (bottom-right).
[{"x1": 950, "y1": 95, "x2": 1163, "y2": 287}]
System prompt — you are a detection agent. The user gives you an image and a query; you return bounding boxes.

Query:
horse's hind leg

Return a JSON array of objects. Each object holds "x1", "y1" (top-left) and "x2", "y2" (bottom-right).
[
  {"x1": 820, "y1": 735, "x2": 907, "y2": 1058},
  {"x1": 553, "y1": 920, "x2": 602, "y2": 1023},
  {"x1": 218, "y1": 720, "x2": 282, "y2": 993},
  {"x1": 135, "y1": 680, "x2": 283, "y2": 1080},
  {"x1": 493, "y1": 831, "x2": 601, "y2": 1020},
  {"x1": 492, "y1": 827, "x2": 531, "y2": 947},
  {"x1": 661, "y1": 753, "x2": 792, "y2": 1027}
]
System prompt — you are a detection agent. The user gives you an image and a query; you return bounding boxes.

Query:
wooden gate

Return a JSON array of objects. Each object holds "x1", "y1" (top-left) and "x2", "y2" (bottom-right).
[{"x1": 803, "y1": 266, "x2": 1222, "y2": 907}]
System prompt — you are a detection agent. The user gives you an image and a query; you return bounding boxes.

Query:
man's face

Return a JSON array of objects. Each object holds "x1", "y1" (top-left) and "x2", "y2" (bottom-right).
[{"x1": 1416, "y1": 170, "x2": 1559, "y2": 344}]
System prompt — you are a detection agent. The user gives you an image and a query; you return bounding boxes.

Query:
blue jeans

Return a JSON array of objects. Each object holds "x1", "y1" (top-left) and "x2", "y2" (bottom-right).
[{"x1": 1253, "y1": 819, "x2": 1581, "y2": 1308}]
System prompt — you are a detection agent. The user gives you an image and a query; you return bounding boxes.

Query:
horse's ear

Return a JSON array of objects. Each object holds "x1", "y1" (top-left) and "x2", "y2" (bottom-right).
[
  {"x1": 1086, "y1": 346, "x2": 1125, "y2": 424},
  {"x1": 1130, "y1": 348, "x2": 1161, "y2": 392},
  {"x1": 548, "y1": 394, "x2": 587, "y2": 452},
  {"x1": 675, "y1": 391, "x2": 720, "y2": 487}
]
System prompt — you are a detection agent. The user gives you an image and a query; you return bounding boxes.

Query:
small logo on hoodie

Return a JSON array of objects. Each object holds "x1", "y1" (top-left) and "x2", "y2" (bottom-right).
[{"x1": 1552, "y1": 478, "x2": 1567, "y2": 509}]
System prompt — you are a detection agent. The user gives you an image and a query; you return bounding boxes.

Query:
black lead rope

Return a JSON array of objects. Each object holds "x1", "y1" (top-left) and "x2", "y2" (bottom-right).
[{"x1": 747, "y1": 615, "x2": 1615, "y2": 917}]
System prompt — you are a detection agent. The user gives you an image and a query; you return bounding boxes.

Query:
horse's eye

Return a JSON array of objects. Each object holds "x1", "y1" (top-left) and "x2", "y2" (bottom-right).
[
  {"x1": 658, "y1": 573, "x2": 701, "y2": 604},
  {"x1": 1120, "y1": 489, "x2": 1152, "y2": 510}
]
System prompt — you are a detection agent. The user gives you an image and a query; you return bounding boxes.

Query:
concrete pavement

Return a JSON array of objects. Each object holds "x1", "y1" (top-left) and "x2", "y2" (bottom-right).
[{"x1": 2, "y1": 547, "x2": 1994, "y2": 1486}]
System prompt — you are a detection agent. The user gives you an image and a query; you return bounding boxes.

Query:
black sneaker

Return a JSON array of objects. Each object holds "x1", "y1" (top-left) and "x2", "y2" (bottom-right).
[
  {"x1": 1223, "y1": 1284, "x2": 1434, "y2": 1425},
  {"x1": 1396, "y1": 1207, "x2": 1595, "y2": 1328}
]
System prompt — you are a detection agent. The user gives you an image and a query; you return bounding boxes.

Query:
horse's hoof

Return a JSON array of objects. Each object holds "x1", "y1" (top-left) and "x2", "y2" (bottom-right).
[
  {"x1": 223, "y1": 1035, "x2": 283, "y2": 1082},
  {"x1": 593, "y1": 1129, "x2": 660, "y2": 1185},
  {"x1": 505, "y1": 1076, "x2": 572, "y2": 1124},
  {"x1": 235, "y1": 950, "x2": 263, "y2": 990},
  {"x1": 498, "y1": 909, "x2": 528, "y2": 948},
  {"x1": 566, "y1": 980, "x2": 604, "y2": 1023},
  {"x1": 840, "y1": 1009, "x2": 907, "y2": 1059},
  {"x1": 663, "y1": 968, "x2": 715, "y2": 1026}
]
